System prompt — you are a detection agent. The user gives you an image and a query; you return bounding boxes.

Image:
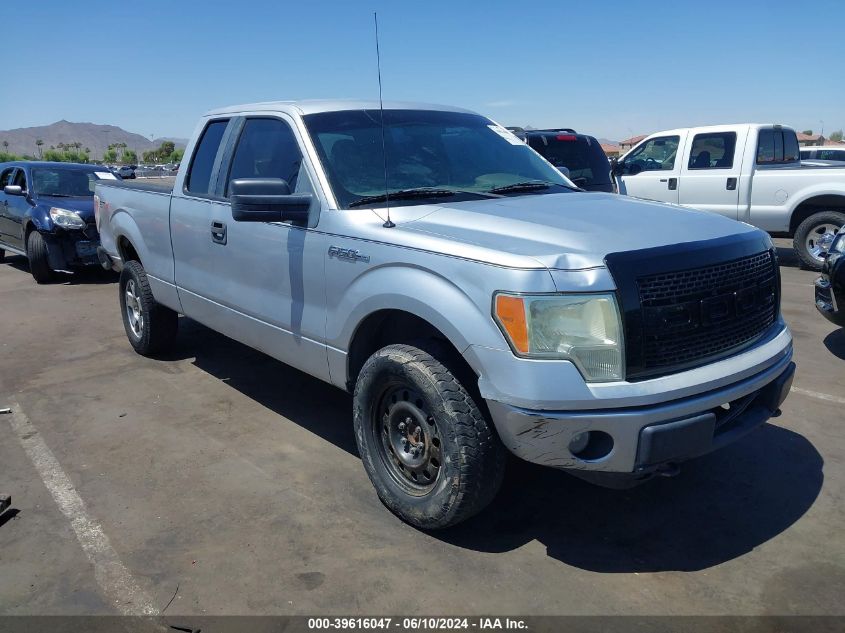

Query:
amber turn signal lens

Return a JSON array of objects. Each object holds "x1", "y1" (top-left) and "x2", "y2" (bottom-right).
[{"x1": 495, "y1": 295, "x2": 529, "y2": 354}]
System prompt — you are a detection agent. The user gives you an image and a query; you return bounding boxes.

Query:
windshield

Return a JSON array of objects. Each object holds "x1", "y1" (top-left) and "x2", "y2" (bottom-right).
[
  {"x1": 32, "y1": 168, "x2": 100, "y2": 197},
  {"x1": 303, "y1": 109, "x2": 573, "y2": 209}
]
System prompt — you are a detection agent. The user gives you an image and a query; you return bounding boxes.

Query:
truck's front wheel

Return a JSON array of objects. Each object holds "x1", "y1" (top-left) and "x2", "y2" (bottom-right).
[
  {"x1": 119, "y1": 260, "x2": 178, "y2": 356},
  {"x1": 794, "y1": 211, "x2": 845, "y2": 270},
  {"x1": 353, "y1": 343, "x2": 506, "y2": 529}
]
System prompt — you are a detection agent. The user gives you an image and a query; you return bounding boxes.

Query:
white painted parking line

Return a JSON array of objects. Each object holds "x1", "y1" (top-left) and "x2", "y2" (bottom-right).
[
  {"x1": 7, "y1": 400, "x2": 159, "y2": 616},
  {"x1": 791, "y1": 387, "x2": 845, "y2": 405}
]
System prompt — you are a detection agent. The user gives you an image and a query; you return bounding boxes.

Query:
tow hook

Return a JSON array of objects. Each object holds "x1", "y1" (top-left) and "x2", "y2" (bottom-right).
[{"x1": 657, "y1": 462, "x2": 680, "y2": 478}]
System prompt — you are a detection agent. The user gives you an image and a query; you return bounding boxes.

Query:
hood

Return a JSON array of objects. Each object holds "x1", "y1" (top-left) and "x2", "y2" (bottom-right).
[
  {"x1": 35, "y1": 195, "x2": 95, "y2": 222},
  {"x1": 401, "y1": 192, "x2": 759, "y2": 269}
]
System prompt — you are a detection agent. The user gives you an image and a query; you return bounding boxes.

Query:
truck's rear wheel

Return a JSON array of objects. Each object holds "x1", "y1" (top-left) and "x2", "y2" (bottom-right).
[
  {"x1": 0, "y1": 248, "x2": 5, "y2": 262},
  {"x1": 119, "y1": 260, "x2": 178, "y2": 356},
  {"x1": 794, "y1": 211, "x2": 845, "y2": 270},
  {"x1": 353, "y1": 343, "x2": 506, "y2": 529},
  {"x1": 26, "y1": 231, "x2": 54, "y2": 284}
]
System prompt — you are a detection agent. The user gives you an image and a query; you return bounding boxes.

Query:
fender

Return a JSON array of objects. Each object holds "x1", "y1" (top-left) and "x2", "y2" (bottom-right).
[
  {"x1": 787, "y1": 186, "x2": 845, "y2": 215},
  {"x1": 327, "y1": 264, "x2": 508, "y2": 389}
]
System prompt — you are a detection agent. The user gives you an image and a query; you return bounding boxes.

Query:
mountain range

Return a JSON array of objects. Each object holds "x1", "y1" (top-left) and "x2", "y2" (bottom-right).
[{"x1": 0, "y1": 120, "x2": 187, "y2": 158}]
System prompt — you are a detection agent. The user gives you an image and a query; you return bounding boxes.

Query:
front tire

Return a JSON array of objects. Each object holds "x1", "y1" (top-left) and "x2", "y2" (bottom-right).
[
  {"x1": 26, "y1": 231, "x2": 54, "y2": 284},
  {"x1": 353, "y1": 343, "x2": 506, "y2": 529},
  {"x1": 119, "y1": 260, "x2": 178, "y2": 356},
  {"x1": 794, "y1": 211, "x2": 845, "y2": 270}
]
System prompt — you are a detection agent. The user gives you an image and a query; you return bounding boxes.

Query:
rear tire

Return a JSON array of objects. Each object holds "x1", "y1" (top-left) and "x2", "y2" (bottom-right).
[
  {"x1": 793, "y1": 211, "x2": 845, "y2": 270},
  {"x1": 353, "y1": 342, "x2": 506, "y2": 529},
  {"x1": 119, "y1": 260, "x2": 178, "y2": 356},
  {"x1": 0, "y1": 248, "x2": 5, "y2": 262},
  {"x1": 26, "y1": 231, "x2": 54, "y2": 284}
]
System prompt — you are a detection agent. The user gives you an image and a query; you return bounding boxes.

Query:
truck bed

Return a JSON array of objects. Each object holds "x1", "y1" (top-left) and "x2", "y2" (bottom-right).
[{"x1": 99, "y1": 177, "x2": 176, "y2": 194}]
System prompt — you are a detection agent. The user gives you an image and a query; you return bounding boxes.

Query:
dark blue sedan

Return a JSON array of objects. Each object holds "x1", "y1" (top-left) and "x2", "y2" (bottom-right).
[{"x1": 0, "y1": 161, "x2": 116, "y2": 283}]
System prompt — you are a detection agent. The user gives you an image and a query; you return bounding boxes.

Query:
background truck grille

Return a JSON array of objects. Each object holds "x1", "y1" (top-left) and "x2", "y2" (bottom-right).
[{"x1": 635, "y1": 251, "x2": 778, "y2": 375}]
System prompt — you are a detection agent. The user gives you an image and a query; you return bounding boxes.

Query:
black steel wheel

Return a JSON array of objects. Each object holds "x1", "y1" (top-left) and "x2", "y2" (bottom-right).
[
  {"x1": 376, "y1": 383, "x2": 444, "y2": 494},
  {"x1": 353, "y1": 342, "x2": 506, "y2": 529}
]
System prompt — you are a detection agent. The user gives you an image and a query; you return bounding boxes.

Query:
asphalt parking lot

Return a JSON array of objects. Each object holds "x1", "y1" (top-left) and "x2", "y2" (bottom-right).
[{"x1": 0, "y1": 238, "x2": 843, "y2": 617}]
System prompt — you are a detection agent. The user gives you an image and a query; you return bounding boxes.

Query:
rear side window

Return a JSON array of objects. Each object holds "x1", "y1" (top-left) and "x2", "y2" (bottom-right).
[
  {"x1": 757, "y1": 129, "x2": 799, "y2": 164},
  {"x1": 688, "y1": 132, "x2": 737, "y2": 169},
  {"x1": 226, "y1": 118, "x2": 304, "y2": 196},
  {"x1": 527, "y1": 135, "x2": 611, "y2": 186},
  {"x1": 819, "y1": 149, "x2": 845, "y2": 161},
  {"x1": 185, "y1": 119, "x2": 229, "y2": 195}
]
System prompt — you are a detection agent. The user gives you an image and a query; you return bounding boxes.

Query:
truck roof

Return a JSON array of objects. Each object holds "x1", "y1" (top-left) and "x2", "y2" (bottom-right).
[
  {"x1": 643, "y1": 123, "x2": 795, "y2": 137},
  {"x1": 204, "y1": 99, "x2": 477, "y2": 117}
]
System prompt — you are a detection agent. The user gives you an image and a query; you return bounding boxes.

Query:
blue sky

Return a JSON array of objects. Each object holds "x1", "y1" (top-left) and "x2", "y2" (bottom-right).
[{"x1": 3, "y1": 0, "x2": 843, "y2": 141}]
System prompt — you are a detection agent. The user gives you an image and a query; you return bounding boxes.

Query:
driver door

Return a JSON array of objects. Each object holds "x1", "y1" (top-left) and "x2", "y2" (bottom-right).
[{"x1": 617, "y1": 133, "x2": 686, "y2": 204}]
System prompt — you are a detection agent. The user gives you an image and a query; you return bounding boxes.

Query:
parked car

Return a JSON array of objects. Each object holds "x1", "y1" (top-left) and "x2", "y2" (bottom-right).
[
  {"x1": 801, "y1": 146, "x2": 845, "y2": 162},
  {"x1": 95, "y1": 101, "x2": 794, "y2": 529},
  {"x1": 116, "y1": 166, "x2": 136, "y2": 179},
  {"x1": 0, "y1": 161, "x2": 115, "y2": 282},
  {"x1": 815, "y1": 226, "x2": 845, "y2": 326},
  {"x1": 522, "y1": 129, "x2": 613, "y2": 192},
  {"x1": 613, "y1": 124, "x2": 845, "y2": 269}
]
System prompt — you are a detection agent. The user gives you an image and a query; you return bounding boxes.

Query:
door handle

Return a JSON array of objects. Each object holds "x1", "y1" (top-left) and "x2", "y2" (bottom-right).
[
  {"x1": 726, "y1": 177, "x2": 737, "y2": 191},
  {"x1": 210, "y1": 220, "x2": 227, "y2": 245},
  {"x1": 667, "y1": 178, "x2": 678, "y2": 190}
]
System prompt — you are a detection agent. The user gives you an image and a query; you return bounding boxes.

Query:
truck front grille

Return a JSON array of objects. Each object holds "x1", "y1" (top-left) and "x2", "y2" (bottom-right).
[{"x1": 635, "y1": 251, "x2": 778, "y2": 376}]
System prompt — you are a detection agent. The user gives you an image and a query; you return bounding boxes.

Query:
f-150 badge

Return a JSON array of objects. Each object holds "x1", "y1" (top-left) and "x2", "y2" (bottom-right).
[{"x1": 328, "y1": 246, "x2": 370, "y2": 263}]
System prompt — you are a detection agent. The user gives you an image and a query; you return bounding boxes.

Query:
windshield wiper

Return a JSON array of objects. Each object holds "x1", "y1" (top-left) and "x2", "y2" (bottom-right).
[
  {"x1": 348, "y1": 188, "x2": 463, "y2": 208},
  {"x1": 487, "y1": 181, "x2": 579, "y2": 194}
]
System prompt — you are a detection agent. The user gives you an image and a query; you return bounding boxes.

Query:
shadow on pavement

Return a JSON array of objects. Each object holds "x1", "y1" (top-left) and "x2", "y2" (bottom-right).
[
  {"x1": 162, "y1": 318, "x2": 823, "y2": 574},
  {"x1": 823, "y1": 328, "x2": 845, "y2": 360},
  {"x1": 438, "y1": 422, "x2": 822, "y2": 573},
  {"x1": 776, "y1": 245, "x2": 800, "y2": 268},
  {"x1": 171, "y1": 317, "x2": 358, "y2": 457},
  {"x1": 0, "y1": 254, "x2": 117, "y2": 285}
]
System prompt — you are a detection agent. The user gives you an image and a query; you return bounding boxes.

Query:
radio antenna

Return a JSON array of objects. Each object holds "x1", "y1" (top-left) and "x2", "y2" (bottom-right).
[{"x1": 374, "y1": 12, "x2": 394, "y2": 228}]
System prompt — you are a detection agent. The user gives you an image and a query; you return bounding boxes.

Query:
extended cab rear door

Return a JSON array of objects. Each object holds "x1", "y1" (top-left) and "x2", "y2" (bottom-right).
[
  {"x1": 678, "y1": 128, "x2": 749, "y2": 220},
  {"x1": 617, "y1": 132, "x2": 687, "y2": 204}
]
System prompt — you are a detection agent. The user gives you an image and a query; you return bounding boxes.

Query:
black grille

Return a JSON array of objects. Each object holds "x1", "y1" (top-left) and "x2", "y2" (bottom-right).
[{"x1": 636, "y1": 251, "x2": 778, "y2": 375}]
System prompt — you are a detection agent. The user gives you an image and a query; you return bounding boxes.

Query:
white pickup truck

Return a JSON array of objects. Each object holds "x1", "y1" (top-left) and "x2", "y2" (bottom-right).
[{"x1": 613, "y1": 124, "x2": 845, "y2": 269}]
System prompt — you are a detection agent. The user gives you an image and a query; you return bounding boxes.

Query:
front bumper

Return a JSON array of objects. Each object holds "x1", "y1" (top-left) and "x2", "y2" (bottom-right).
[
  {"x1": 42, "y1": 225, "x2": 100, "y2": 271},
  {"x1": 486, "y1": 352, "x2": 794, "y2": 476},
  {"x1": 815, "y1": 276, "x2": 845, "y2": 326}
]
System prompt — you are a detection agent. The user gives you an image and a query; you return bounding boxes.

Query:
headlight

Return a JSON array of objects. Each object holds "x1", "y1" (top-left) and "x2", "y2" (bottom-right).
[
  {"x1": 49, "y1": 207, "x2": 86, "y2": 229},
  {"x1": 494, "y1": 292, "x2": 625, "y2": 381}
]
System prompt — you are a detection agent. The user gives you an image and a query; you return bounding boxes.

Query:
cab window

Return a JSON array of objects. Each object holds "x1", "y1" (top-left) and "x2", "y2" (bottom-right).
[
  {"x1": 757, "y1": 129, "x2": 799, "y2": 164},
  {"x1": 688, "y1": 132, "x2": 737, "y2": 169},
  {"x1": 225, "y1": 118, "x2": 307, "y2": 196},
  {"x1": 624, "y1": 136, "x2": 680, "y2": 173},
  {"x1": 0, "y1": 167, "x2": 14, "y2": 189},
  {"x1": 185, "y1": 119, "x2": 229, "y2": 195}
]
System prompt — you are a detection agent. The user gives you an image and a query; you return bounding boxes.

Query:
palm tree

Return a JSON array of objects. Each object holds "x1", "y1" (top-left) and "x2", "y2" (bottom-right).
[
  {"x1": 2, "y1": 140, "x2": 8, "y2": 155},
  {"x1": 36, "y1": 138, "x2": 44, "y2": 158}
]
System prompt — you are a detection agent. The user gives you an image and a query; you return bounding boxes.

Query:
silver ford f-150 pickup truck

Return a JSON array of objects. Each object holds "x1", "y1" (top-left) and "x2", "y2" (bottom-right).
[{"x1": 95, "y1": 100, "x2": 795, "y2": 529}]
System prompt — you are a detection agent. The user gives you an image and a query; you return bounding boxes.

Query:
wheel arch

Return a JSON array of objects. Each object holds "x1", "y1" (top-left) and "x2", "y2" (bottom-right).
[
  {"x1": 789, "y1": 194, "x2": 845, "y2": 234},
  {"x1": 336, "y1": 267, "x2": 505, "y2": 392}
]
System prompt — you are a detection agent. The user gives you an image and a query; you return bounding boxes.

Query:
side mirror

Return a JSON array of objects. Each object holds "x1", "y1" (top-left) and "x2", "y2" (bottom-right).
[
  {"x1": 230, "y1": 178, "x2": 312, "y2": 223},
  {"x1": 610, "y1": 158, "x2": 625, "y2": 176},
  {"x1": 3, "y1": 185, "x2": 23, "y2": 196}
]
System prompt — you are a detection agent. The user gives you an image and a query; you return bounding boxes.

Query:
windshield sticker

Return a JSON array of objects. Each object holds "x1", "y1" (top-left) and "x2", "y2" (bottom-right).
[
  {"x1": 95, "y1": 171, "x2": 118, "y2": 180},
  {"x1": 488, "y1": 124, "x2": 524, "y2": 145}
]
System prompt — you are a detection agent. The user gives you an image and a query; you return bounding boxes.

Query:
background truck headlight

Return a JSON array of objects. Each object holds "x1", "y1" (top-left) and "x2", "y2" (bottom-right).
[
  {"x1": 49, "y1": 207, "x2": 86, "y2": 229},
  {"x1": 494, "y1": 292, "x2": 625, "y2": 381}
]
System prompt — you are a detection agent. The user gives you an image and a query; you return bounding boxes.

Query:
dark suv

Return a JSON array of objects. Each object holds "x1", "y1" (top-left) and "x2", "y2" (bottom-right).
[{"x1": 514, "y1": 128, "x2": 613, "y2": 192}]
